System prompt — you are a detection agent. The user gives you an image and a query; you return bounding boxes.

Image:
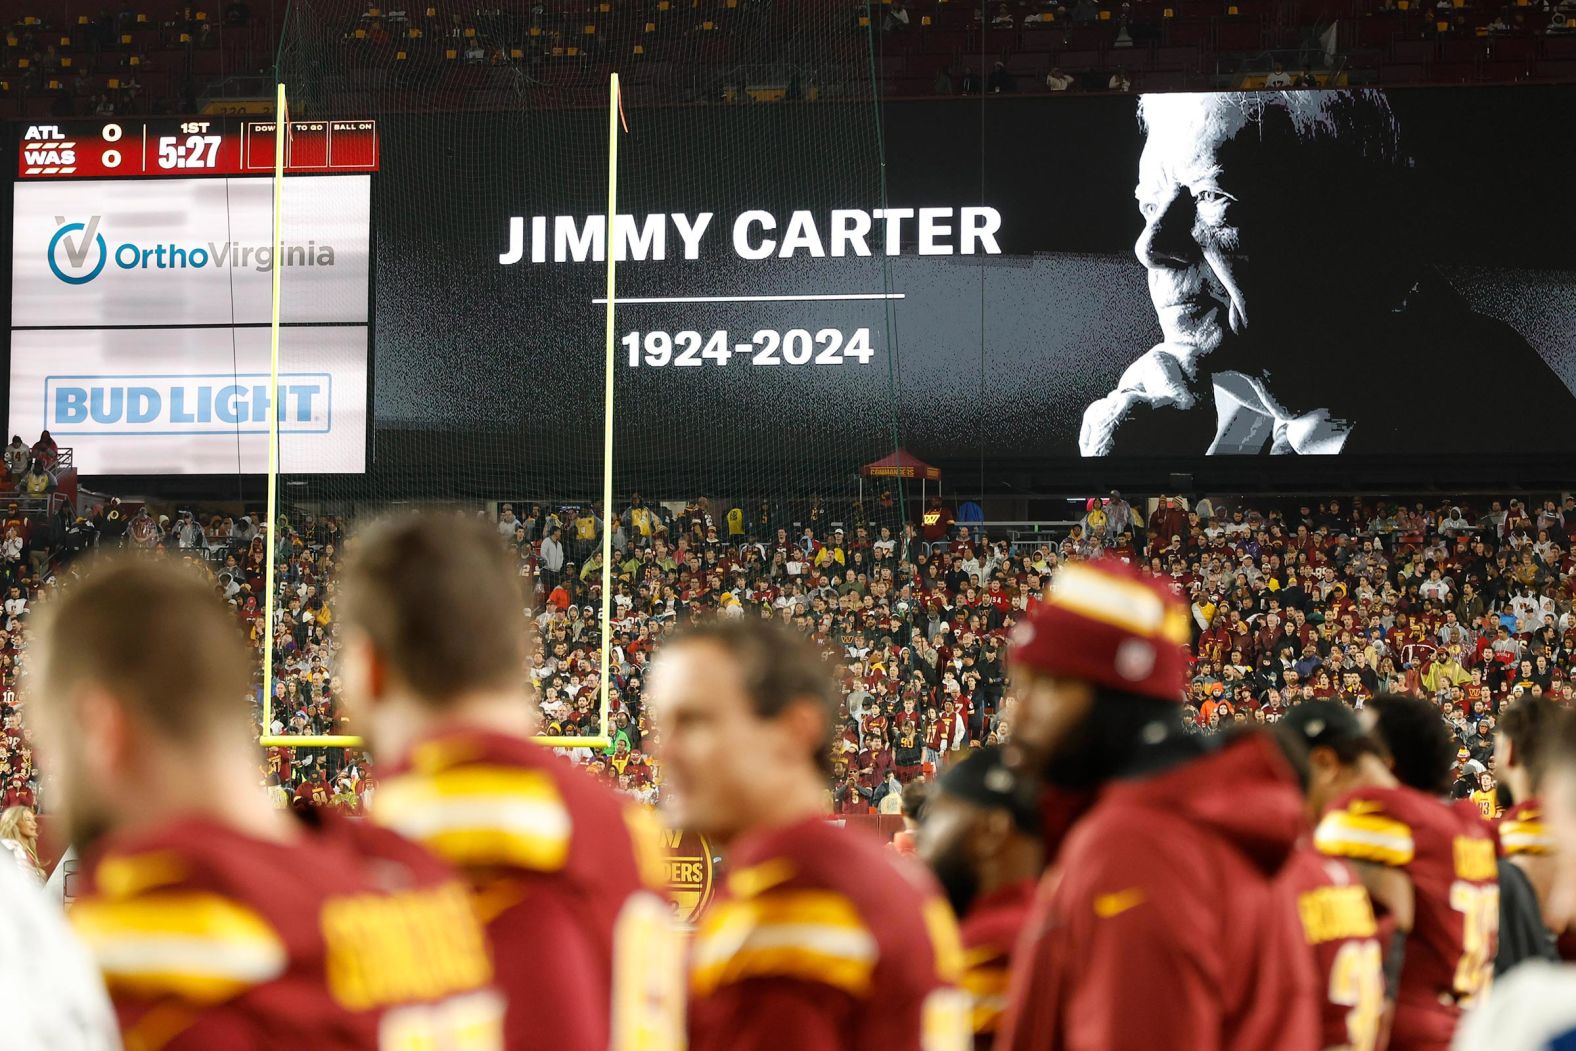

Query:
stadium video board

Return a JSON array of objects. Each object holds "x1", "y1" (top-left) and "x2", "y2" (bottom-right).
[
  {"x1": 365, "y1": 85, "x2": 1576, "y2": 483},
  {"x1": 7, "y1": 119, "x2": 373, "y2": 475}
]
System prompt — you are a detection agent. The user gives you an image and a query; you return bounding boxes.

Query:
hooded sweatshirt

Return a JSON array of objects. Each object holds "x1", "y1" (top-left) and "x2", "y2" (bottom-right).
[{"x1": 999, "y1": 733, "x2": 1320, "y2": 1051}]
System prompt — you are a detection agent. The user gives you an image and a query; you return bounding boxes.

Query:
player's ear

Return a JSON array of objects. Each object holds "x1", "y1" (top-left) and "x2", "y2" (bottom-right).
[
  {"x1": 779, "y1": 695, "x2": 830, "y2": 769},
  {"x1": 338, "y1": 629, "x2": 387, "y2": 708},
  {"x1": 76, "y1": 684, "x2": 133, "y2": 780}
]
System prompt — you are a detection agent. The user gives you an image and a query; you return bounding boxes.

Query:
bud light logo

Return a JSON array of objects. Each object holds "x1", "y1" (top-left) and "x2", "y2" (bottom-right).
[
  {"x1": 48, "y1": 215, "x2": 108, "y2": 285},
  {"x1": 43, "y1": 373, "x2": 334, "y2": 436}
]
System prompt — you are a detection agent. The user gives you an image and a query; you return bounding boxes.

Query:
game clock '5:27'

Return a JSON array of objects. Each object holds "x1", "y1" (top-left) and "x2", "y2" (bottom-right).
[{"x1": 622, "y1": 328, "x2": 876, "y2": 367}]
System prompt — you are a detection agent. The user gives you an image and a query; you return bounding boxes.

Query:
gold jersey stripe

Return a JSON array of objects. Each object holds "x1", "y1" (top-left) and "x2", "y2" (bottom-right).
[
  {"x1": 970, "y1": 994, "x2": 1009, "y2": 1035},
  {"x1": 71, "y1": 893, "x2": 286, "y2": 1003},
  {"x1": 375, "y1": 766, "x2": 571, "y2": 871},
  {"x1": 691, "y1": 936, "x2": 877, "y2": 999},
  {"x1": 1314, "y1": 811, "x2": 1415, "y2": 867},
  {"x1": 962, "y1": 964, "x2": 1010, "y2": 999},
  {"x1": 1500, "y1": 821, "x2": 1554, "y2": 856},
  {"x1": 725, "y1": 857, "x2": 796, "y2": 900},
  {"x1": 922, "y1": 897, "x2": 965, "y2": 985},
  {"x1": 692, "y1": 890, "x2": 876, "y2": 997}
]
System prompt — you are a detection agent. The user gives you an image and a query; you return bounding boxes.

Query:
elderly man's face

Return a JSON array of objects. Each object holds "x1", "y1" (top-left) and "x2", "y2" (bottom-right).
[{"x1": 1134, "y1": 95, "x2": 1258, "y2": 360}]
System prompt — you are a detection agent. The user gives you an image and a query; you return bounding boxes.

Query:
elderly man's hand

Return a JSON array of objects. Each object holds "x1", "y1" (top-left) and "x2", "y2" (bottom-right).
[{"x1": 1079, "y1": 344, "x2": 1216, "y2": 456}]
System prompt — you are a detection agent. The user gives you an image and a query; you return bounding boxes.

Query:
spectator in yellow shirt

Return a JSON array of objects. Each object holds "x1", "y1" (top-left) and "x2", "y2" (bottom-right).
[{"x1": 1469, "y1": 771, "x2": 1502, "y2": 818}]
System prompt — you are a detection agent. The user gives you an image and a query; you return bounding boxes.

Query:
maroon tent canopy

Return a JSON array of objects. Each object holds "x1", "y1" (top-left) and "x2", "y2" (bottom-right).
[{"x1": 859, "y1": 449, "x2": 940, "y2": 482}]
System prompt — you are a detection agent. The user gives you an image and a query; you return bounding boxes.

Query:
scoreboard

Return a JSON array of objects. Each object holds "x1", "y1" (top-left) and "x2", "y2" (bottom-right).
[
  {"x1": 9, "y1": 116, "x2": 375, "y2": 475},
  {"x1": 17, "y1": 118, "x2": 379, "y2": 179}
]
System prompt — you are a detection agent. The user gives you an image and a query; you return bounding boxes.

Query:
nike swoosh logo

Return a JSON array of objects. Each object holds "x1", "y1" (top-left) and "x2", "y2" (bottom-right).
[{"x1": 1093, "y1": 887, "x2": 1147, "y2": 919}]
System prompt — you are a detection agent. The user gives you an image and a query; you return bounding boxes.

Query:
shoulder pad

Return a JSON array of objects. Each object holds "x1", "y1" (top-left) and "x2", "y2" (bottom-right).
[
  {"x1": 1500, "y1": 803, "x2": 1553, "y2": 857},
  {"x1": 1315, "y1": 792, "x2": 1415, "y2": 868},
  {"x1": 72, "y1": 853, "x2": 285, "y2": 1004},
  {"x1": 374, "y1": 763, "x2": 571, "y2": 871},
  {"x1": 691, "y1": 887, "x2": 876, "y2": 999}
]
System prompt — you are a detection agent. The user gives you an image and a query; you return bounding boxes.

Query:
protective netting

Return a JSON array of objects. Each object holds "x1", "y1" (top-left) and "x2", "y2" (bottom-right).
[{"x1": 265, "y1": 0, "x2": 911, "y2": 757}]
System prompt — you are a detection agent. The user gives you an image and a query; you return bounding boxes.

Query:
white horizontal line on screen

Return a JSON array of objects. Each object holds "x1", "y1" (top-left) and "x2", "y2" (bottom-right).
[{"x1": 590, "y1": 293, "x2": 906, "y2": 304}]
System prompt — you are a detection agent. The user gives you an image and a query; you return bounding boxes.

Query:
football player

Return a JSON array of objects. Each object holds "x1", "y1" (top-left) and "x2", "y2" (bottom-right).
[
  {"x1": 28, "y1": 555, "x2": 502, "y2": 1049},
  {"x1": 335, "y1": 513, "x2": 681, "y2": 1051},
  {"x1": 998, "y1": 559, "x2": 1319, "y2": 1051},
  {"x1": 1280, "y1": 701, "x2": 1392, "y2": 1051},
  {"x1": 1455, "y1": 702, "x2": 1576, "y2": 1049},
  {"x1": 915, "y1": 746, "x2": 1041, "y2": 1049},
  {"x1": 1495, "y1": 696, "x2": 1572, "y2": 955},
  {"x1": 647, "y1": 618, "x2": 969, "y2": 1051},
  {"x1": 1314, "y1": 694, "x2": 1499, "y2": 1051}
]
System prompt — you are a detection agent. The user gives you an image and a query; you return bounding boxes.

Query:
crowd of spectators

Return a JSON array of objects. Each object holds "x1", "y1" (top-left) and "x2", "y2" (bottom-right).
[
  {"x1": 6, "y1": 0, "x2": 1575, "y2": 121},
  {"x1": 6, "y1": 485, "x2": 1576, "y2": 837},
  {"x1": 249, "y1": 489, "x2": 1576, "y2": 824}
]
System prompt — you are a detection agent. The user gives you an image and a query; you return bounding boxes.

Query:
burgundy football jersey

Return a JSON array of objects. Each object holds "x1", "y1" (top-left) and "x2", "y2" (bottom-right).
[
  {"x1": 71, "y1": 813, "x2": 502, "y2": 1050},
  {"x1": 958, "y1": 880, "x2": 1035, "y2": 1049},
  {"x1": 1316, "y1": 786, "x2": 1499, "y2": 1051},
  {"x1": 687, "y1": 816, "x2": 969, "y2": 1051},
  {"x1": 1279, "y1": 843, "x2": 1384, "y2": 1051},
  {"x1": 374, "y1": 728, "x2": 682, "y2": 1051}
]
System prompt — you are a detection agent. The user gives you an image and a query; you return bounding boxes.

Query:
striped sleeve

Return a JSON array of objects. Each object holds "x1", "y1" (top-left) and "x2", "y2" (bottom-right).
[
  {"x1": 69, "y1": 890, "x2": 287, "y2": 1004},
  {"x1": 373, "y1": 764, "x2": 572, "y2": 872},
  {"x1": 690, "y1": 888, "x2": 877, "y2": 999},
  {"x1": 961, "y1": 946, "x2": 1011, "y2": 1037},
  {"x1": 1314, "y1": 803, "x2": 1416, "y2": 868},
  {"x1": 1500, "y1": 807, "x2": 1554, "y2": 857}
]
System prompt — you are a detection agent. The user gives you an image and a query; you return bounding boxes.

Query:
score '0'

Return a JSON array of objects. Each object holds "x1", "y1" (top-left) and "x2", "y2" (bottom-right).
[{"x1": 100, "y1": 123, "x2": 123, "y2": 169}]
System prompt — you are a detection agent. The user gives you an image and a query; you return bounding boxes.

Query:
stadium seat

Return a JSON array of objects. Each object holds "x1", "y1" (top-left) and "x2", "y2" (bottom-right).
[
  {"x1": 1391, "y1": 38, "x2": 1438, "y2": 63},
  {"x1": 1379, "y1": 61, "x2": 1426, "y2": 81}
]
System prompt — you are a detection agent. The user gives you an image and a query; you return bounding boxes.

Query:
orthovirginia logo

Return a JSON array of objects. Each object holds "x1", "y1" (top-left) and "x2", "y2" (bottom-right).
[
  {"x1": 48, "y1": 215, "x2": 108, "y2": 285},
  {"x1": 45, "y1": 215, "x2": 339, "y2": 285}
]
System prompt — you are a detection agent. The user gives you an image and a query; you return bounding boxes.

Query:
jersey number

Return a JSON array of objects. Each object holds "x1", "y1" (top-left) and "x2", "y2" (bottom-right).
[
  {"x1": 1449, "y1": 880, "x2": 1499, "y2": 1004},
  {"x1": 1327, "y1": 940, "x2": 1383, "y2": 1051},
  {"x1": 921, "y1": 987, "x2": 972, "y2": 1051},
  {"x1": 378, "y1": 990, "x2": 504, "y2": 1051},
  {"x1": 612, "y1": 891, "x2": 686, "y2": 1051}
]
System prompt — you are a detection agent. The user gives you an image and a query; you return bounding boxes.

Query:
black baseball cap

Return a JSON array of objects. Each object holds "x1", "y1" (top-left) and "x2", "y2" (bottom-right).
[
  {"x1": 934, "y1": 745, "x2": 1041, "y2": 835},
  {"x1": 1280, "y1": 700, "x2": 1368, "y2": 751}
]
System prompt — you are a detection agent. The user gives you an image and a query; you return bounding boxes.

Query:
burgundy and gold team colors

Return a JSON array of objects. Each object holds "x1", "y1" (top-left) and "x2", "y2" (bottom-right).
[
  {"x1": 957, "y1": 879, "x2": 1036, "y2": 1049},
  {"x1": 373, "y1": 728, "x2": 683, "y2": 1051},
  {"x1": 999, "y1": 734, "x2": 1322, "y2": 1051},
  {"x1": 1316, "y1": 786, "x2": 1500, "y2": 1051},
  {"x1": 70, "y1": 813, "x2": 503, "y2": 1051},
  {"x1": 1279, "y1": 842, "x2": 1385, "y2": 1051},
  {"x1": 687, "y1": 816, "x2": 970, "y2": 1051}
]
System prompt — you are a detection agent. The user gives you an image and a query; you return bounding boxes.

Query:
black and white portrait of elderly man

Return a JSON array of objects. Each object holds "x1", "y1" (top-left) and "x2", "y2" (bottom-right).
[{"x1": 1079, "y1": 90, "x2": 1576, "y2": 457}]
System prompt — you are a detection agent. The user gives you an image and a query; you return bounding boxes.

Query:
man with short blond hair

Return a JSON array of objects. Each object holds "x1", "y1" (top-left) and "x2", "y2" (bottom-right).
[
  {"x1": 29, "y1": 554, "x2": 502, "y2": 1049},
  {"x1": 336, "y1": 512, "x2": 682, "y2": 1051}
]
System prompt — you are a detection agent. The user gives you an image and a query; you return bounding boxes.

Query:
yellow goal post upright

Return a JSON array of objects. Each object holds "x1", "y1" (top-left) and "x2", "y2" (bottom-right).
[{"x1": 258, "y1": 75, "x2": 623, "y2": 752}]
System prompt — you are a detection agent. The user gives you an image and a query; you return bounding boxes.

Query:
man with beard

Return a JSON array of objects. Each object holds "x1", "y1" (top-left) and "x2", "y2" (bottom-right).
[
  {"x1": 916, "y1": 746, "x2": 1042, "y2": 1049},
  {"x1": 1079, "y1": 90, "x2": 1575, "y2": 457},
  {"x1": 996, "y1": 558, "x2": 1318, "y2": 1050},
  {"x1": 26, "y1": 555, "x2": 503, "y2": 1049}
]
